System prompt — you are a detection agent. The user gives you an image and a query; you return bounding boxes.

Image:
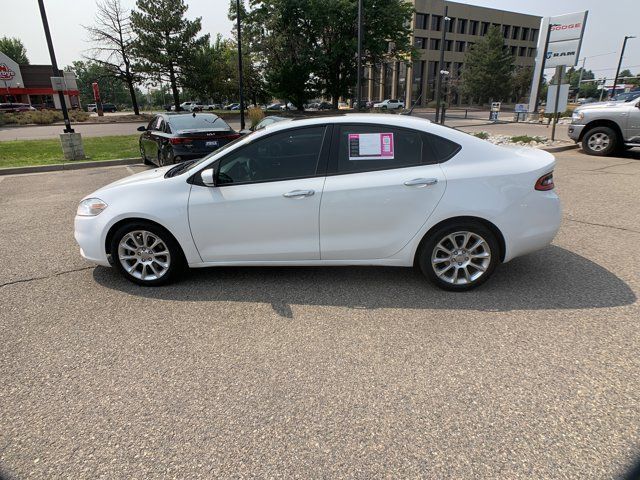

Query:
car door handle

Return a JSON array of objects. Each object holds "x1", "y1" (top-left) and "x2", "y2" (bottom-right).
[
  {"x1": 404, "y1": 178, "x2": 438, "y2": 187},
  {"x1": 283, "y1": 189, "x2": 315, "y2": 198}
]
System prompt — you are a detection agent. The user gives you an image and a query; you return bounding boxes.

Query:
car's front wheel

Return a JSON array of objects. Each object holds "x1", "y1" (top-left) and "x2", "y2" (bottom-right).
[
  {"x1": 110, "y1": 222, "x2": 184, "y2": 286},
  {"x1": 418, "y1": 223, "x2": 499, "y2": 291},
  {"x1": 582, "y1": 126, "x2": 618, "y2": 156}
]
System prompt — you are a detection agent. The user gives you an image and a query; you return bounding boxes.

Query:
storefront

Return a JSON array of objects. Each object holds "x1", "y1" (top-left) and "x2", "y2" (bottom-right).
[{"x1": 0, "y1": 51, "x2": 80, "y2": 109}]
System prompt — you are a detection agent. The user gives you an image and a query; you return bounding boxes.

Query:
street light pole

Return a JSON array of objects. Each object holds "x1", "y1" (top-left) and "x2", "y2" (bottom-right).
[
  {"x1": 356, "y1": 0, "x2": 363, "y2": 110},
  {"x1": 575, "y1": 57, "x2": 586, "y2": 102},
  {"x1": 235, "y1": 0, "x2": 245, "y2": 130},
  {"x1": 37, "y1": 0, "x2": 74, "y2": 133},
  {"x1": 612, "y1": 35, "x2": 635, "y2": 99},
  {"x1": 434, "y1": 6, "x2": 449, "y2": 122}
]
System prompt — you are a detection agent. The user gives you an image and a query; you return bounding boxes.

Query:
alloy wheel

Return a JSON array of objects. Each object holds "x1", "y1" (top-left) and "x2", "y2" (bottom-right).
[
  {"x1": 117, "y1": 230, "x2": 171, "y2": 281},
  {"x1": 587, "y1": 132, "x2": 610, "y2": 152},
  {"x1": 431, "y1": 231, "x2": 491, "y2": 285}
]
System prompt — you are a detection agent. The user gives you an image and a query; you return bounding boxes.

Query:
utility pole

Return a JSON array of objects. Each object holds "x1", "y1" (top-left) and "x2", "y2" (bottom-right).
[
  {"x1": 356, "y1": 0, "x2": 363, "y2": 110},
  {"x1": 235, "y1": 0, "x2": 245, "y2": 130},
  {"x1": 434, "y1": 6, "x2": 449, "y2": 122},
  {"x1": 612, "y1": 35, "x2": 635, "y2": 99},
  {"x1": 37, "y1": 0, "x2": 73, "y2": 133}
]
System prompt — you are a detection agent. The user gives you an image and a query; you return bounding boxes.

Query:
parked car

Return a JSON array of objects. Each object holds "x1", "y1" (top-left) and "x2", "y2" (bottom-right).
[
  {"x1": 265, "y1": 103, "x2": 283, "y2": 111},
  {"x1": 568, "y1": 96, "x2": 640, "y2": 156},
  {"x1": 86, "y1": 103, "x2": 117, "y2": 113},
  {"x1": 179, "y1": 101, "x2": 204, "y2": 112},
  {"x1": 76, "y1": 114, "x2": 561, "y2": 291},
  {"x1": 373, "y1": 99, "x2": 404, "y2": 110},
  {"x1": 251, "y1": 115, "x2": 290, "y2": 132},
  {"x1": 223, "y1": 103, "x2": 240, "y2": 110},
  {"x1": 0, "y1": 103, "x2": 36, "y2": 113},
  {"x1": 137, "y1": 113, "x2": 240, "y2": 167},
  {"x1": 338, "y1": 102, "x2": 351, "y2": 110},
  {"x1": 205, "y1": 104, "x2": 222, "y2": 111},
  {"x1": 318, "y1": 101, "x2": 333, "y2": 110}
]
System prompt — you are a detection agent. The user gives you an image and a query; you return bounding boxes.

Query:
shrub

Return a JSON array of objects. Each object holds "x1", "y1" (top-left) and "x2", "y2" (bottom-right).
[
  {"x1": 0, "y1": 109, "x2": 89, "y2": 125},
  {"x1": 511, "y1": 135, "x2": 546, "y2": 144},
  {"x1": 473, "y1": 131, "x2": 489, "y2": 139},
  {"x1": 247, "y1": 106, "x2": 264, "y2": 128}
]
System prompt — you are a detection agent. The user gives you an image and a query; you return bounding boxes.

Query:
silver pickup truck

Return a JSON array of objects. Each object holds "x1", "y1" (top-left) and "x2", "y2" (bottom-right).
[{"x1": 568, "y1": 97, "x2": 640, "y2": 156}]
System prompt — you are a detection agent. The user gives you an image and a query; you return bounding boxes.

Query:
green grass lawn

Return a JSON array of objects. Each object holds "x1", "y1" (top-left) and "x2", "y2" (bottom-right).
[{"x1": 0, "y1": 135, "x2": 140, "y2": 168}]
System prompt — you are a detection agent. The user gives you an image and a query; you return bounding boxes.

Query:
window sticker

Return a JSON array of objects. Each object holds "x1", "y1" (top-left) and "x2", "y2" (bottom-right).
[{"x1": 348, "y1": 133, "x2": 394, "y2": 160}]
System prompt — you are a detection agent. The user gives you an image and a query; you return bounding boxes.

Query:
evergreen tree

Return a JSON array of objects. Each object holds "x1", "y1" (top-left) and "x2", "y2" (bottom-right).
[
  {"x1": 460, "y1": 26, "x2": 514, "y2": 103},
  {"x1": 0, "y1": 37, "x2": 29, "y2": 64},
  {"x1": 130, "y1": 0, "x2": 207, "y2": 110}
]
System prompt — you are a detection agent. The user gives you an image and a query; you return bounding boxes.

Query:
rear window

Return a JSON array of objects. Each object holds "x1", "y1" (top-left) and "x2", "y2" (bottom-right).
[{"x1": 168, "y1": 114, "x2": 231, "y2": 131}]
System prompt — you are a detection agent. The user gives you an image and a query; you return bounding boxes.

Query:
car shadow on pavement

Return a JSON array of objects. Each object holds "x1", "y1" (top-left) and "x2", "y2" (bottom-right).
[{"x1": 93, "y1": 245, "x2": 636, "y2": 315}]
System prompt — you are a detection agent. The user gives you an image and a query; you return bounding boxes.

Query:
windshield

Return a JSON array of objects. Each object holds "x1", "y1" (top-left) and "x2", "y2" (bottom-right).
[
  {"x1": 168, "y1": 114, "x2": 231, "y2": 131},
  {"x1": 164, "y1": 131, "x2": 257, "y2": 178},
  {"x1": 612, "y1": 92, "x2": 640, "y2": 102}
]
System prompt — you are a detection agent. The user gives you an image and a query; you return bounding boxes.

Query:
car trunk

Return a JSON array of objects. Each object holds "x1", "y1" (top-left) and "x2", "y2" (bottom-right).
[{"x1": 172, "y1": 129, "x2": 241, "y2": 154}]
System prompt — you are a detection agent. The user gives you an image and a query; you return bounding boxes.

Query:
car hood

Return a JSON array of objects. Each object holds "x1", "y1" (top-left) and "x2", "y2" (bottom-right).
[
  {"x1": 575, "y1": 100, "x2": 629, "y2": 112},
  {"x1": 86, "y1": 165, "x2": 173, "y2": 198}
]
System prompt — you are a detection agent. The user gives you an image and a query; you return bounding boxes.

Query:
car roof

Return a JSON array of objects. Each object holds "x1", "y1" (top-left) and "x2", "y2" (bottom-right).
[{"x1": 162, "y1": 112, "x2": 220, "y2": 120}]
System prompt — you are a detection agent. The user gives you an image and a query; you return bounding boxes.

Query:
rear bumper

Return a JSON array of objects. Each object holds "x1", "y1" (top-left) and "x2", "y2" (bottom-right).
[{"x1": 567, "y1": 124, "x2": 585, "y2": 142}]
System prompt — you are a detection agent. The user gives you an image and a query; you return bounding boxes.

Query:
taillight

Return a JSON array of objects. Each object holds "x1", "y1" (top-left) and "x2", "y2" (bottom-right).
[
  {"x1": 169, "y1": 137, "x2": 193, "y2": 145},
  {"x1": 535, "y1": 171, "x2": 554, "y2": 191}
]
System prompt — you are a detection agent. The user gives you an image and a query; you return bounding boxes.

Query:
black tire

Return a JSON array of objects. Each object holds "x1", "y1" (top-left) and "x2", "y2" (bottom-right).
[
  {"x1": 581, "y1": 126, "x2": 618, "y2": 156},
  {"x1": 417, "y1": 222, "x2": 500, "y2": 291},
  {"x1": 140, "y1": 142, "x2": 152, "y2": 165},
  {"x1": 110, "y1": 221, "x2": 185, "y2": 286}
]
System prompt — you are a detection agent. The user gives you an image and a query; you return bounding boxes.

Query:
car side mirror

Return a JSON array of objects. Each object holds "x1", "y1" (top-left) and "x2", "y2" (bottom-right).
[
  {"x1": 200, "y1": 168, "x2": 216, "y2": 187},
  {"x1": 239, "y1": 129, "x2": 252, "y2": 135},
  {"x1": 137, "y1": 125, "x2": 146, "y2": 132}
]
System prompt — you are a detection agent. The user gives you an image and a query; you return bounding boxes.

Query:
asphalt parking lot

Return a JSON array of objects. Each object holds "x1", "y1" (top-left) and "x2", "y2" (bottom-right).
[{"x1": 1, "y1": 148, "x2": 639, "y2": 479}]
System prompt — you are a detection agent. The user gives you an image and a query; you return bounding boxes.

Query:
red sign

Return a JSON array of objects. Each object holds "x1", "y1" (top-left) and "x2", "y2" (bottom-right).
[
  {"x1": 92, "y1": 82, "x2": 101, "y2": 102},
  {"x1": 0, "y1": 63, "x2": 16, "y2": 81}
]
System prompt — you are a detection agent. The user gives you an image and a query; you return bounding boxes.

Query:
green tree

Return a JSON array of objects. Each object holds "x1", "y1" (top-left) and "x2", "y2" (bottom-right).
[
  {"x1": 618, "y1": 69, "x2": 639, "y2": 86},
  {"x1": 130, "y1": 0, "x2": 208, "y2": 110},
  {"x1": 66, "y1": 60, "x2": 131, "y2": 107},
  {"x1": 240, "y1": 0, "x2": 414, "y2": 109},
  {"x1": 84, "y1": 0, "x2": 142, "y2": 114},
  {"x1": 512, "y1": 66, "x2": 533, "y2": 102},
  {"x1": 0, "y1": 37, "x2": 29, "y2": 64},
  {"x1": 460, "y1": 26, "x2": 514, "y2": 103}
]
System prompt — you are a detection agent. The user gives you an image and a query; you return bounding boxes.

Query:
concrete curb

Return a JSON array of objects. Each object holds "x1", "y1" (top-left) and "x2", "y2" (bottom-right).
[
  {"x1": 0, "y1": 157, "x2": 142, "y2": 176},
  {"x1": 541, "y1": 144, "x2": 578, "y2": 153}
]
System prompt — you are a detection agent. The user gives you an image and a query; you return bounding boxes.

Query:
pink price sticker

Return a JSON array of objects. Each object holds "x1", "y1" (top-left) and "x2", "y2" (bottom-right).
[{"x1": 380, "y1": 133, "x2": 394, "y2": 157}]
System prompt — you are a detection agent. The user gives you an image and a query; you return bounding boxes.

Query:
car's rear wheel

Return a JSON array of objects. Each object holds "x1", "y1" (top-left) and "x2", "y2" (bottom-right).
[
  {"x1": 140, "y1": 142, "x2": 152, "y2": 165},
  {"x1": 582, "y1": 126, "x2": 618, "y2": 156},
  {"x1": 418, "y1": 223, "x2": 499, "y2": 291},
  {"x1": 110, "y1": 222, "x2": 184, "y2": 286}
]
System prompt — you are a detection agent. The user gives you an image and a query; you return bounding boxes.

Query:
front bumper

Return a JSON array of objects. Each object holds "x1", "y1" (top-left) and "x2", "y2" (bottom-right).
[
  {"x1": 567, "y1": 124, "x2": 585, "y2": 142},
  {"x1": 74, "y1": 215, "x2": 111, "y2": 266}
]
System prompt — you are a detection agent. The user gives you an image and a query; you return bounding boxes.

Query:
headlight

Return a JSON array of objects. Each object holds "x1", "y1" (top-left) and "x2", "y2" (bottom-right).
[
  {"x1": 572, "y1": 111, "x2": 584, "y2": 122},
  {"x1": 77, "y1": 198, "x2": 108, "y2": 216}
]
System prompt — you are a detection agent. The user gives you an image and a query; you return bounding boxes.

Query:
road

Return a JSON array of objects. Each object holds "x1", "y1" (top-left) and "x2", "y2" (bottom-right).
[{"x1": 1, "y1": 149, "x2": 639, "y2": 478}]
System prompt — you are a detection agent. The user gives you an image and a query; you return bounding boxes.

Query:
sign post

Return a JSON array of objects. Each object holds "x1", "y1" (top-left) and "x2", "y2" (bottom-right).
[
  {"x1": 92, "y1": 82, "x2": 104, "y2": 116},
  {"x1": 551, "y1": 65, "x2": 565, "y2": 141}
]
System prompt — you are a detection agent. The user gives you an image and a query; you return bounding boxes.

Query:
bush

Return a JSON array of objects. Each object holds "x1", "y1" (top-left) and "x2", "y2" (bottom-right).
[
  {"x1": 511, "y1": 135, "x2": 546, "y2": 144},
  {"x1": 247, "y1": 106, "x2": 265, "y2": 128},
  {"x1": 473, "y1": 131, "x2": 489, "y2": 139},
  {"x1": 0, "y1": 109, "x2": 89, "y2": 125}
]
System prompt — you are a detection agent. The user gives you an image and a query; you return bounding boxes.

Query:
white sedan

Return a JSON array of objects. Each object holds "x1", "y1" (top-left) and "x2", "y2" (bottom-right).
[
  {"x1": 75, "y1": 114, "x2": 561, "y2": 291},
  {"x1": 373, "y1": 99, "x2": 404, "y2": 110}
]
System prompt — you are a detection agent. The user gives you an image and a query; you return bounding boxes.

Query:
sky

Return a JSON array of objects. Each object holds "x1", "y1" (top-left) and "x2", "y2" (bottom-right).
[{"x1": 1, "y1": 0, "x2": 639, "y2": 80}]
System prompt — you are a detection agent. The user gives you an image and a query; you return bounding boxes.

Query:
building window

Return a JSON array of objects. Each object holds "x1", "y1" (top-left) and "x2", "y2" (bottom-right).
[
  {"x1": 480, "y1": 22, "x2": 490, "y2": 36},
  {"x1": 528, "y1": 47, "x2": 536, "y2": 57},
  {"x1": 531, "y1": 29, "x2": 539, "y2": 42},
  {"x1": 447, "y1": 17, "x2": 455, "y2": 33},
  {"x1": 445, "y1": 40, "x2": 452, "y2": 51},
  {"x1": 510, "y1": 46, "x2": 517, "y2": 56},
  {"x1": 502, "y1": 25, "x2": 510, "y2": 38},
  {"x1": 457, "y1": 19, "x2": 467, "y2": 34},
  {"x1": 511, "y1": 26, "x2": 520, "y2": 40},
  {"x1": 415, "y1": 13, "x2": 429, "y2": 30},
  {"x1": 414, "y1": 37, "x2": 427, "y2": 49},
  {"x1": 521, "y1": 27, "x2": 530, "y2": 41},
  {"x1": 519, "y1": 46, "x2": 526, "y2": 57},
  {"x1": 469, "y1": 20, "x2": 479, "y2": 35},
  {"x1": 430, "y1": 38, "x2": 441, "y2": 50},
  {"x1": 431, "y1": 15, "x2": 442, "y2": 31},
  {"x1": 455, "y1": 41, "x2": 466, "y2": 52}
]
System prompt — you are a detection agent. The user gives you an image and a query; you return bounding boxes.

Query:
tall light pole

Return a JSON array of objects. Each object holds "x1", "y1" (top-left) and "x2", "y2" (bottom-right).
[
  {"x1": 37, "y1": 0, "x2": 73, "y2": 133},
  {"x1": 612, "y1": 35, "x2": 635, "y2": 99},
  {"x1": 434, "y1": 6, "x2": 449, "y2": 122},
  {"x1": 575, "y1": 57, "x2": 586, "y2": 102},
  {"x1": 356, "y1": 0, "x2": 363, "y2": 110},
  {"x1": 235, "y1": 0, "x2": 245, "y2": 130}
]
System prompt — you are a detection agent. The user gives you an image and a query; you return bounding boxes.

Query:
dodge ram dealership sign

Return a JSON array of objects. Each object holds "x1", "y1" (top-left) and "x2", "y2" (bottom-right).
[{"x1": 545, "y1": 11, "x2": 588, "y2": 67}]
